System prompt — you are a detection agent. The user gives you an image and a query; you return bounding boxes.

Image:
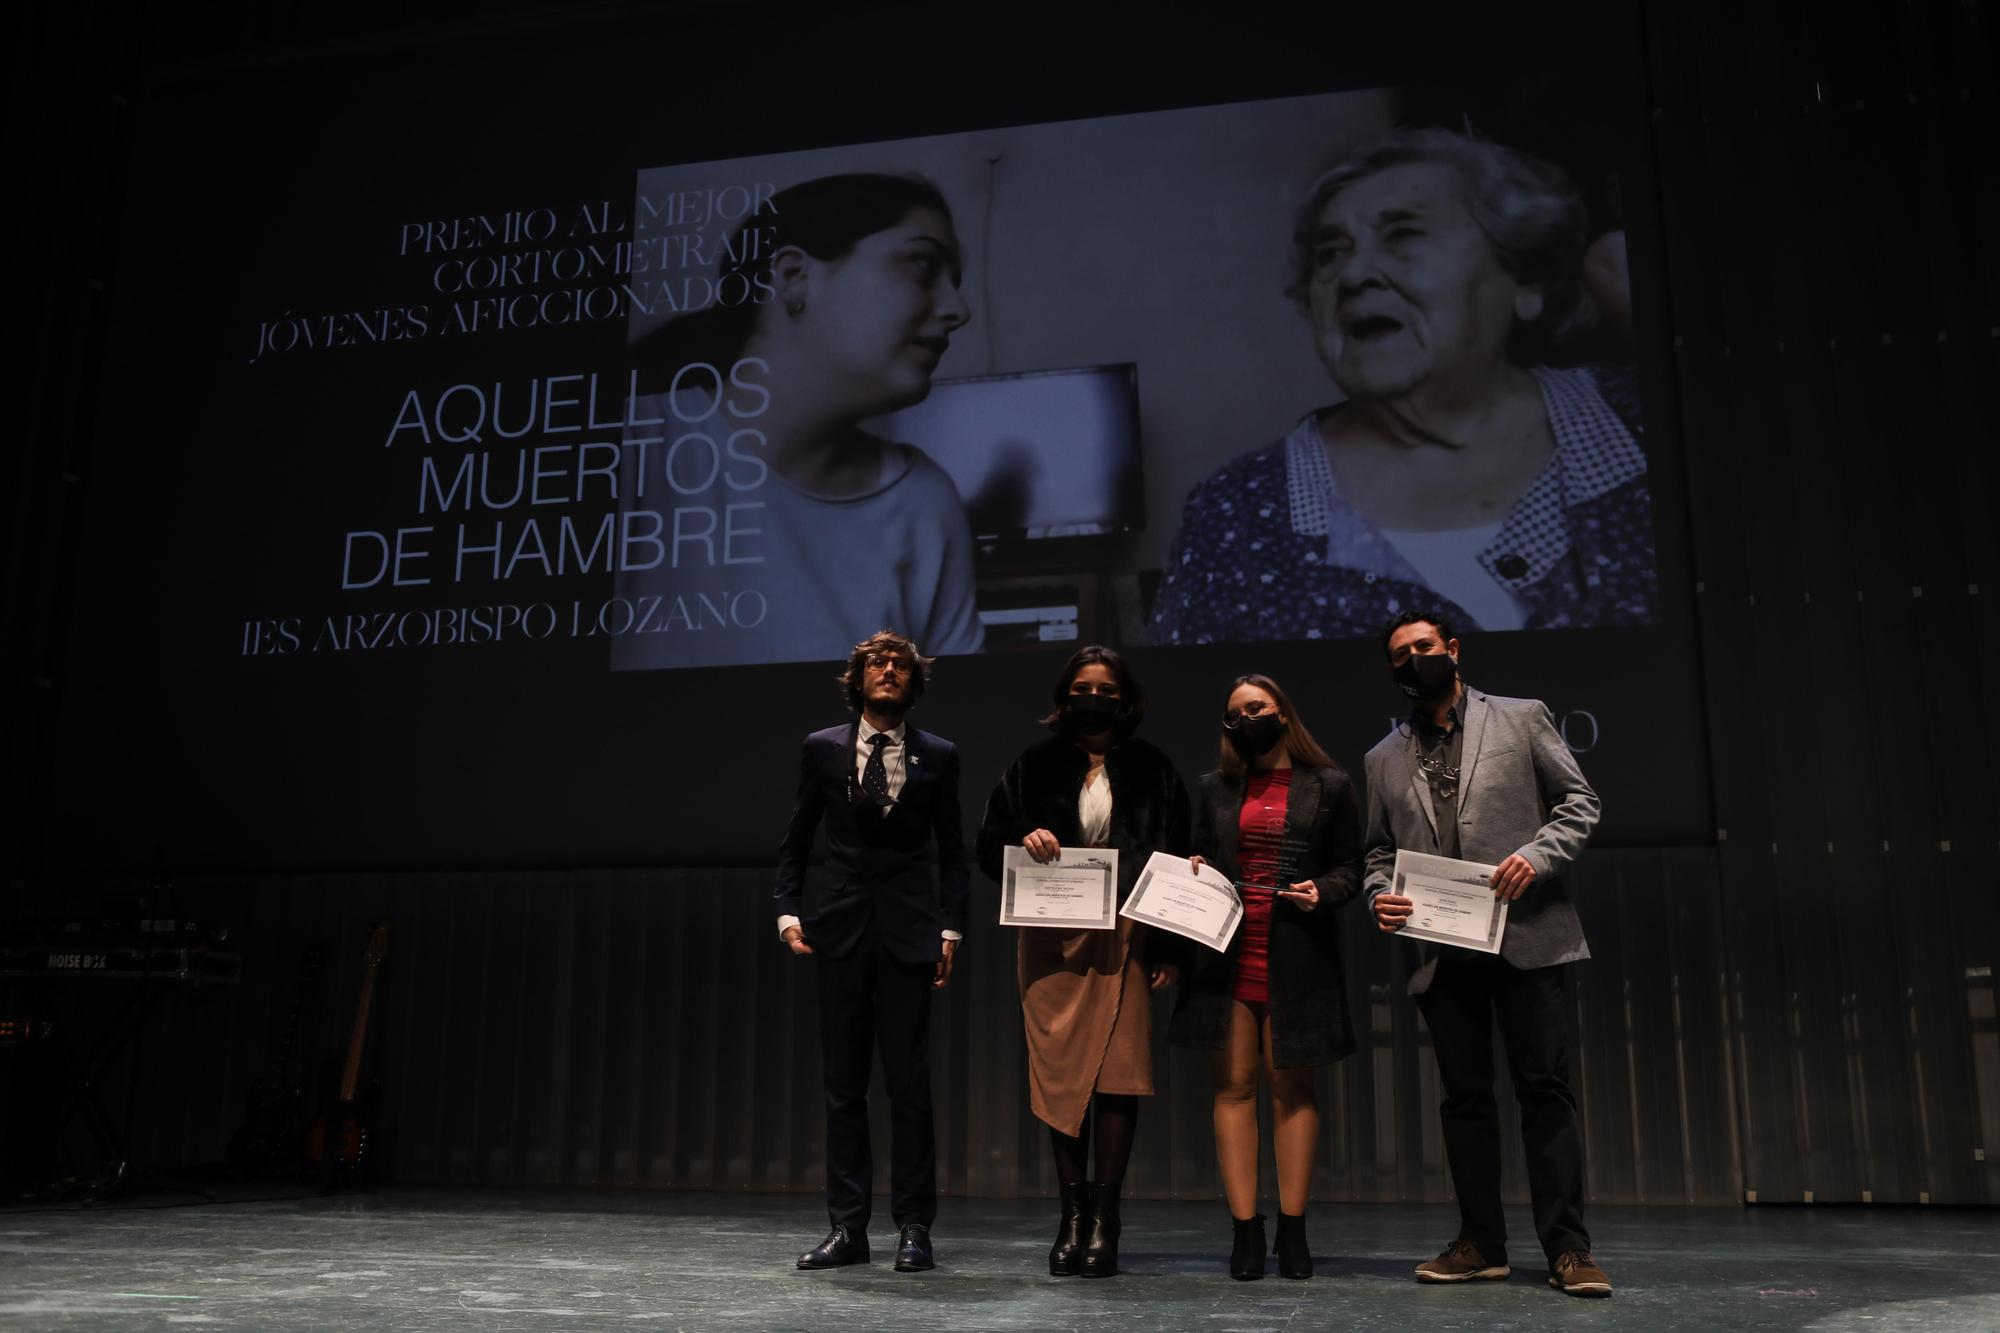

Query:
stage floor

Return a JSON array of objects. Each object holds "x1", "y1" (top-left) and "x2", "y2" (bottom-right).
[{"x1": 2, "y1": 1188, "x2": 1995, "y2": 1330}]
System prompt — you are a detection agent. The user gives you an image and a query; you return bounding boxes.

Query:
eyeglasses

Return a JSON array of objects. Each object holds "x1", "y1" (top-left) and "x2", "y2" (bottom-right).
[
  {"x1": 865, "y1": 655, "x2": 909, "y2": 674},
  {"x1": 1223, "y1": 700, "x2": 1279, "y2": 728}
]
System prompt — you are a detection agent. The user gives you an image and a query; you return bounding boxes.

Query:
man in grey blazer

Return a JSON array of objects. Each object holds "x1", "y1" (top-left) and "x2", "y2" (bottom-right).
[{"x1": 1363, "y1": 611, "x2": 1611, "y2": 1298}]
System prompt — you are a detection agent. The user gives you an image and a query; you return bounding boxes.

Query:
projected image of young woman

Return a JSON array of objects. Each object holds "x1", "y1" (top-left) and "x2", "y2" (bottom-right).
[
  {"x1": 613, "y1": 173, "x2": 983, "y2": 670},
  {"x1": 1151, "y1": 129, "x2": 1655, "y2": 645}
]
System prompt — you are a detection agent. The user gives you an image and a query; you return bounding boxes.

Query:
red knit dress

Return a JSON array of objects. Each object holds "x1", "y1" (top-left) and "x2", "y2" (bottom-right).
[{"x1": 1231, "y1": 768, "x2": 1292, "y2": 1004}]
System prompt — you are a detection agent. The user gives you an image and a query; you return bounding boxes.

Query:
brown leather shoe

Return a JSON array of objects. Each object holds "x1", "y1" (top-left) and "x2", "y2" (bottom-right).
[
  {"x1": 1414, "y1": 1239, "x2": 1510, "y2": 1282},
  {"x1": 1549, "y1": 1249, "x2": 1612, "y2": 1297}
]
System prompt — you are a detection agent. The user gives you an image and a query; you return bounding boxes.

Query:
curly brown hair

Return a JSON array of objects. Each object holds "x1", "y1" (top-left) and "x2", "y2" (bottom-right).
[{"x1": 837, "y1": 629, "x2": 936, "y2": 712}]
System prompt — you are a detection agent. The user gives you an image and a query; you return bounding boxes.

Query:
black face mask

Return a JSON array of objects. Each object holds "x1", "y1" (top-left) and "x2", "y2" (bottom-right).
[
  {"x1": 1225, "y1": 712, "x2": 1287, "y2": 759},
  {"x1": 1394, "y1": 651, "x2": 1459, "y2": 701},
  {"x1": 1063, "y1": 692, "x2": 1121, "y2": 735}
]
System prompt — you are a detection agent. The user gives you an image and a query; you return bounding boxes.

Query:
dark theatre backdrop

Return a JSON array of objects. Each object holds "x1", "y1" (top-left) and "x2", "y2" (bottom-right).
[{"x1": 3, "y1": 0, "x2": 1996, "y2": 1209}]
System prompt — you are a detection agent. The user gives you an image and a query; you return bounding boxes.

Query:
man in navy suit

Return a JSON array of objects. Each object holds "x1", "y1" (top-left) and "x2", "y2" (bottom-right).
[{"x1": 776, "y1": 629, "x2": 969, "y2": 1273}]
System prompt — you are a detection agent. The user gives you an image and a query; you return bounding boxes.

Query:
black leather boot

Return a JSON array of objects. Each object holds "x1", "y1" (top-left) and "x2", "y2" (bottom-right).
[
  {"x1": 1229, "y1": 1213, "x2": 1267, "y2": 1280},
  {"x1": 1049, "y1": 1180, "x2": 1088, "y2": 1276},
  {"x1": 1274, "y1": 1212, "x2": 1312, "y2": 1279},
  {"x1": 1080, "y1": 1182, "x2": 1121, "y2": 1278}
]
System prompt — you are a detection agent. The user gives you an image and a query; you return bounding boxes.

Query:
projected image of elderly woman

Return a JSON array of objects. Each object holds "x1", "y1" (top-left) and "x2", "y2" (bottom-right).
[
  {"x1": 613, "y1": 173, "x2": 983, "y2": 670},
  {"x1": 1151, "y1": 129, "x2": 1655, "y2": 644}
]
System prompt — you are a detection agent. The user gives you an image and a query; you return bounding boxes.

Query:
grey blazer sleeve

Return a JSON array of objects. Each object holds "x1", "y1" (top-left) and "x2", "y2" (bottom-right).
[
  {"x1": 1361, "y1": 749, "x2": 1399, "y2": 903},
  {"x1": 1516, "y1": 702, "x2": 1601, "y2": 877}
]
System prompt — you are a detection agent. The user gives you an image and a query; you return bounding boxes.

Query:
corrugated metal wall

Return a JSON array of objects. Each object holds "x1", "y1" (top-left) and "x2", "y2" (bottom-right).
[
  {"x1": 1641, "y1": 0, "x2": 2000, "y2": 1205},
  {"x1": 11, "y1": 849, "x2": 1752, "y2": 1206}
]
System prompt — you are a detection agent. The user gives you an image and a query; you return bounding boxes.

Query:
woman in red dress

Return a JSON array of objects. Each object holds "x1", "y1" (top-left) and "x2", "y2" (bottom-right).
[{"x1": 1170, "y1": 674, "x2": 1363, "y2": 1280}]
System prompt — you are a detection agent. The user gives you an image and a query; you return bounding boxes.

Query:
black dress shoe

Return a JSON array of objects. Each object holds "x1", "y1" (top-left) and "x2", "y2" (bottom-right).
[
  {"x1": 1274, "y1": 1212, "x2": 1312, "y2": 1279},
  {"x1": 894, "y1": 1222, "x2": 935, "y2": 1271},
  {"x1": 797, "y1": 1225, "x2": 869, "y2": 1269},
  {"x1": 1080, "y1": 1182, "x2": 1121, "y2": 1278},
  {"x1": 1229, "y1": 1214, "x2": 1267, "y2": 1280},
  {"x1": 1049, "y1": 1181, "x2": 1088, "y2": 1276}
]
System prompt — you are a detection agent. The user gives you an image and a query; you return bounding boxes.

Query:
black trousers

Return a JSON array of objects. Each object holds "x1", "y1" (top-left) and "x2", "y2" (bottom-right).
[
  {"x1": 815, "y1": 935, "x2": 937, "y2": 1234},
  {"x1": 1415, "y1": 951, "x2": 1588, "y2": 1263}
]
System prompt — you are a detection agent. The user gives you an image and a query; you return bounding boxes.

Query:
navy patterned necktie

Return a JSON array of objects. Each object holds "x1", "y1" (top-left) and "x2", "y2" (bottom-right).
[{"x1": 861, "y1": 732, "x2": 892, "y2": 809}]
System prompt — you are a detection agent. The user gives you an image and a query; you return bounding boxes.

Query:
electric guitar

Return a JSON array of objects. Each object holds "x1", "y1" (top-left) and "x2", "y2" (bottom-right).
[{"x1": 305, "y1": 920, "x2": 389, "y2": 1184}]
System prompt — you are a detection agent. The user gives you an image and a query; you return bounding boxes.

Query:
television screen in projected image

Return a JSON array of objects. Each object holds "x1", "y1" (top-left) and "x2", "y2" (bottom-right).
[
  {"x1": 871, "y1": 364, "x2": 1144, "y2": 652},
  {"x1": 869, "y1": 365, "x2": 1143, "y2": 546}
]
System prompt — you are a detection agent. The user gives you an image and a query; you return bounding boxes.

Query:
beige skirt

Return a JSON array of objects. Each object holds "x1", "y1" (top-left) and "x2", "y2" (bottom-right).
[{"x1": 1017, "y1": 914, "x2": 1154, "y2": 1136}]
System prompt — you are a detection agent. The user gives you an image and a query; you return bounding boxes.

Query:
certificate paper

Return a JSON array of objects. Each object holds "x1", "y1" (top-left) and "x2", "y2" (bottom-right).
[
  {"x1": 1119, "y1": 853, "x2": 1243, "y2": 953},
  {"x1": 1000, "y1": 845, "x2": 1119, "y2": 929},
  {"x1": 1392, "y1": 850, "x2": 1508, "y2": 953}
]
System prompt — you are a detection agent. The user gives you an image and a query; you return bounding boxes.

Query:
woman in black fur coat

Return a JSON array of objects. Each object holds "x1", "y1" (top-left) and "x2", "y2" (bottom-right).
[{"x1": 976, "y1": 646, "x2": 1191, "y2": 1279}]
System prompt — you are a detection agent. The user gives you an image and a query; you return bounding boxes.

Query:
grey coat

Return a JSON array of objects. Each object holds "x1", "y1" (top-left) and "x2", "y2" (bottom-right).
[
  {"x1": 1362, "y1": 687, "x2": 1601, "y2": 994},
  {"x1": 1168, "y1": 764, "x2": 1362, "y2": 1068}
]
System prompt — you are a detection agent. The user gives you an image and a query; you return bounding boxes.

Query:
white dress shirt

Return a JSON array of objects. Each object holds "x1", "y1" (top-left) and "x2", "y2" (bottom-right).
[
  {"x1": 1078, "y1": 770, "x2": 1114, "y2": 847},
  {"x1": 778, "y1": 718, "x2": 961, "y2": 944}
]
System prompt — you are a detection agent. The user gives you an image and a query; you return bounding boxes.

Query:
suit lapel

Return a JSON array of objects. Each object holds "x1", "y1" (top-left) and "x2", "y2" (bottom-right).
[
  {"x1": 1210, "y1": 776, "x2": 1245, "y2": 881},
  {"x1": 1458, "y1": 689, "x2": 1489, "y2": 799},
  {"x1": 1281, "y1": 767, "x2": 1322, "y2": 883},
  {"x1": 840, "y1": 719, "x2": 861, "y2": 803},
  {"x1": 840, "y1": 719, "x2": 882, "y2": 824},
  {"x1": 902, "y1": 727, "x2": 930, "y2": 786}
]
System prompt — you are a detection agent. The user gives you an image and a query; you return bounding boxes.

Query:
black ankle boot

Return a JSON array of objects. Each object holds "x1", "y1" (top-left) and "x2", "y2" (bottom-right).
[
  {"x1": 1080, "y1": 1182, "x2": 1121, "y2": 1278},
  {"x1": 1229, "y1": 1213, "x2": 1266, "y2": 1280},
  {"x1": 1049, "y1": 1180, "x2": 1087, "y2": 1276},
  {"x1": 1274, "y1": 1212, "x2": 1312, "y2": 1279}
]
